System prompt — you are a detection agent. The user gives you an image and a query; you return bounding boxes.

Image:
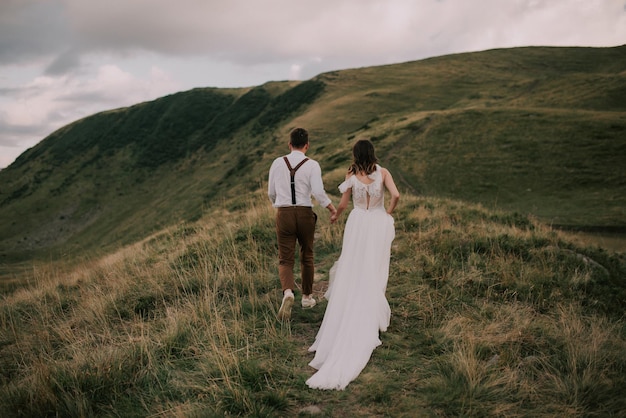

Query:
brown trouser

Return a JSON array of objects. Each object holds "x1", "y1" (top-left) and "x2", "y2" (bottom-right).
[{"x1": 275, "y1": 206, "x2": 317, "y2": 295}]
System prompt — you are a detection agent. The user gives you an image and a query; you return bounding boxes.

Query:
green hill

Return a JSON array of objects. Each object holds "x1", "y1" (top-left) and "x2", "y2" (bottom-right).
[{"x1": 0, "y1": 45, "x2": 625, "y2": 265}]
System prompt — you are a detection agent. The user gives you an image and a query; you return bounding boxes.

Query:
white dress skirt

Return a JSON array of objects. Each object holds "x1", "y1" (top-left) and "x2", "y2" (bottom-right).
[{"x1": 306, "y1": 166, "x2": 395, "y2": 390}]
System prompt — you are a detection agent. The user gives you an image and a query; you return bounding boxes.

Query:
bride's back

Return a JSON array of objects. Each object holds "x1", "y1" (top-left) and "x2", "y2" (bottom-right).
[{"x1": 349, "y1": 165, "x2": 385, "y2": 211}]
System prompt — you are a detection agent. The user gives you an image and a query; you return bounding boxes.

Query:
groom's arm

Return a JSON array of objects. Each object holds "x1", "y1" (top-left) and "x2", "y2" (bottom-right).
[
  {"x1": 310, "y1": 162, "x2": 336, "y2": 218},
  {"x1": 267, "y1": 159, "x2": 278, "y2": 205},
  {"x1": 309, "y1": 162, "x2": 332, "y2": 209}
]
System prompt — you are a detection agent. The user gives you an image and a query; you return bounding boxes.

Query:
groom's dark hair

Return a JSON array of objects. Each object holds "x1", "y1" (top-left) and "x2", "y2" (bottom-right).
[{"x1": 290, "y1": 128, "x2": 309, "y2": 149}]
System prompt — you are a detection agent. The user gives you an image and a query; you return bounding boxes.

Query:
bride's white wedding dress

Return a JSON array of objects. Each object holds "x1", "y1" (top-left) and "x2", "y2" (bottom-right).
[{"x1": 306, "y1": 165, "x2": 395, "y2": 390}]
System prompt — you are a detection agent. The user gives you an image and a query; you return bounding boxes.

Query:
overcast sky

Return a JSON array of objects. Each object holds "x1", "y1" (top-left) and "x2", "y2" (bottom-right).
[{"x1": 1, "y1": 0, "x2": 624, "y2": 168}]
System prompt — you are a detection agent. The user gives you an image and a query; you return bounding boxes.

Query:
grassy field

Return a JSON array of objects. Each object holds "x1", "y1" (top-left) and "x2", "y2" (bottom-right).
[{"x1": 1, "y1": 191, "x2": 624, "y2": 417}]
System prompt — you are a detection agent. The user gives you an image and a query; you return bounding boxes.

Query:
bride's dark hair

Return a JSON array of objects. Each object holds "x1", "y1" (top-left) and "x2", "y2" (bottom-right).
[{"x1": 348, "y1": 139, "x2": 378, "y2": 175}]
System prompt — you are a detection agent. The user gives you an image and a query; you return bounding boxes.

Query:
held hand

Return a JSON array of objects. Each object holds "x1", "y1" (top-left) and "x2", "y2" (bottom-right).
[{"x1": 330, "y1": 213, "x2": 338, "y2": 224}]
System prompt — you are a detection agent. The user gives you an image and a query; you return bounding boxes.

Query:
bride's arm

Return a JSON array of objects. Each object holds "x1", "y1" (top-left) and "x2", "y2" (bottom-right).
[
  {"x1": 331, "y1": 174, "x2": 353, "y2": 223},
  {"x1": 332, "y1": 189, "x2": 351, "y2": 223},
  {"x1": 382, "y1": 168, "x2": 400, "y2": 215}
]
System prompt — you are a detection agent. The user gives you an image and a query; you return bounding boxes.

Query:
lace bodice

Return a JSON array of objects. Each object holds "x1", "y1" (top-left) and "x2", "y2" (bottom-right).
[{"x1": 338, "y1": 165, "x2": 385, "y2": 210}]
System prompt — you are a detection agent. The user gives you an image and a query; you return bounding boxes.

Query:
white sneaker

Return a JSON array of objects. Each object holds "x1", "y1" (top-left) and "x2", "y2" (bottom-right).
[
  {"x1": 277, "y1": 291, "x2": 294, "y2": 320},
  {"x1": 301, "y1": 295, "x2": 316, "y2": 309}
]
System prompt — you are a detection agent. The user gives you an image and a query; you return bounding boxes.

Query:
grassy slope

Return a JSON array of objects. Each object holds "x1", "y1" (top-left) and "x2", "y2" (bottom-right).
[
  {"x1": 298, "y1": 46, "x2": 626, "y2": 228},
  {"x1": 387, "y1": 108, "x2": 626, "y2": 226},
  {"x1": 1, "y1": 46, "x2": 625, "y2": 267},
  {"x1": 1, "y1": 191, "x2": 624, "y2": 416}
]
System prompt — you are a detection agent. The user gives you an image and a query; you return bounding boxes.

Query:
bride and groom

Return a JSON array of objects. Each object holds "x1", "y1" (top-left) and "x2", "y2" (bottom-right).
[{"x1": 267, "y1": 128, "x2": 400, "y2": 390}]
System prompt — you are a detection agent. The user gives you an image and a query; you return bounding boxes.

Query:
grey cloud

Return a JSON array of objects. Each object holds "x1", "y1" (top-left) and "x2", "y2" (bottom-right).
[
  {"x1": 55, "y1": 90, "x2": 115, "y2": 105},
  {"x1": 1, "y1": 122, "x2": 44, "y2": 136},
  {"x1": 0, "y1": 87, "x2": 21, "y2": 96},
  {"x1": 0, "y1": 121, "x2": 46, "y2": 146},
  {"x1": 3, "y1": 0, "x2": 625, "y2": 77},
  {"x1": 1, "y1": 83, "x2": 55, "y2": 102},
  {"x1": 0, "y1": 0, "x2": 72, "y2": 66},
  {"x1": 56, "y1": 91, "x2": 105, "y2": 102},
  {"x1": 61, "y1": 0, "x2": 434, "y2": 65},
  {"x1": 45, "y1": 50, "x2": 83, "y2": 76}
]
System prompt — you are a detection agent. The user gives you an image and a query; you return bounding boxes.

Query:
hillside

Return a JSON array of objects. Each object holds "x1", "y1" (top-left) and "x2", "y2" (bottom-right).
[
  {"x1": 0, "y1": 45, "x2": 625, "y2": 265},
  {"x1": 1, "y1": 193, "x2": 625, "y2": 416}
]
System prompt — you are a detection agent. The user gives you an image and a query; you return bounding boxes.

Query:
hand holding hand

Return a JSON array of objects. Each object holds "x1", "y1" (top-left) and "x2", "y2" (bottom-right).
[{"x1": 327, "y1": 204, "x2": 338, "y2": 223}]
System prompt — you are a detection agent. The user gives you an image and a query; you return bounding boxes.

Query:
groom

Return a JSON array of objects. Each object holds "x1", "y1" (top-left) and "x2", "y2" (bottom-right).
[{"x1": 268, "y1": 128, "x2": 337, "y2": 320}]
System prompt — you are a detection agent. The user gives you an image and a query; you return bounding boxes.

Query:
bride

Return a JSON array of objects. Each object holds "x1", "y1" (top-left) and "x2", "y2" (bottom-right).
[{"x1": 306, "y1": 139, "x2": 400, "y2": 390}]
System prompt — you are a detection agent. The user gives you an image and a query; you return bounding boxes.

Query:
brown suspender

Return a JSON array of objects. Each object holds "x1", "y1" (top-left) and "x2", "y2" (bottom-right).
[{"x1": 283, "y1": 156, "x2": 309, "y2": 205}]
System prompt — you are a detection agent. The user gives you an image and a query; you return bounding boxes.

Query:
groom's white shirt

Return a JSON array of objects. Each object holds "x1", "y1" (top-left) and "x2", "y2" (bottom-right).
[{"x1": 268, "y1": 150, "x2": 331, "y2": 208}]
